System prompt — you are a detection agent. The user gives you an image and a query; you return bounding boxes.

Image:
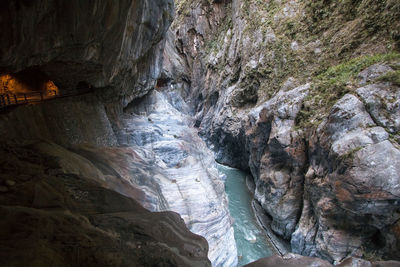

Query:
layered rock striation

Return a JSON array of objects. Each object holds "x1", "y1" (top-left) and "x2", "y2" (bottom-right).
[
  {"x1": 0, "y1": 0, "x2": 238, "y2": 266},
  {"x1": 245, "y1": 253, "x2": 400, "y2": 267},
  {"x1": 114, "y1": 89, "x2": 238, "y2": 266},
  {"x1": 0, "y1": 0, "x2": 174, "y2": 105},
  {"x1": 167, "y1": 0, "x2": 400, "y2": 263},
  {"x1": 0, "y1": 142, "x2": 211, "y2": 266},
  {"x1": 1, "y1": 0, "x2": 400, "y2": 265}
]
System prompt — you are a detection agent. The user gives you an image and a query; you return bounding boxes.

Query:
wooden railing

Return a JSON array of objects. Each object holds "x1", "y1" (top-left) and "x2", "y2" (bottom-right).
[
  {"x1": 0, "y1": 86, "x2": 93, "y2": 109},
  {"x1": 0, "y1": 90, "x2": 58, "y2": 108}
]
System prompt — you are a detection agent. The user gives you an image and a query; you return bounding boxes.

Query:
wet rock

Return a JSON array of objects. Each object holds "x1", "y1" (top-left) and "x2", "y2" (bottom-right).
[{"x1": 246, "y1": 175, "x2": 256, "y2": 194}]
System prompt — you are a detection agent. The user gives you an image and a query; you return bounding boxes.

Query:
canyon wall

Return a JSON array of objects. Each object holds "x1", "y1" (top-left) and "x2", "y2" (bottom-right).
[
  {"x1": 1, "y1": 0, "x2": 399, "y2": 265},
  {"x1": 167, "y1": 0, "x2": 400, "y2": 263},
  {"x1": 0, "y1": 0, "x2": 239, "y2": 265},
  {"x1": 0, "y1": 0, "x2": 173, "y2": 106},
  {"x1": 0, "y1": 141, "x2": 211, "y2": 266}
]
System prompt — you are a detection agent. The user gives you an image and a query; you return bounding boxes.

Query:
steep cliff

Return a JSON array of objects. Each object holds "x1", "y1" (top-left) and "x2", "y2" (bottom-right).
[
  {"x1": 167, "y1": 0, "x2": 400, "y2": 263},
  {"x1": 0, "y1": 0, "x2": 173, "y2": 106},
  {"x1": 0, "y1": 0, "x2": 238, "y2": 266},
  {"x1": 2, "y1": 0, "x2": 399, "y2": 265},
  {"x1": 0, "y1": 1, "x2": 241, "y2": 265}
]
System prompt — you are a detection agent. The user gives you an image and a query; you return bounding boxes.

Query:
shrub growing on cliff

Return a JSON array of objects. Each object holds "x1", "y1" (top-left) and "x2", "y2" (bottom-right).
[
  {"x1": 296, "y1": 52, "x2": 400, "y2": 129},
  {"x1": 377, "y1": 70, "x2": 400, "y2": 86}
]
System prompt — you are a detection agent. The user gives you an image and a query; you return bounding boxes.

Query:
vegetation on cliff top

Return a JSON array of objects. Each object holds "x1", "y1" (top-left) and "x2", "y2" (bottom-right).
[
  {"x1": 295, "y1": 52, "x2": 400, "y2": 129},
  {"x1": 174, "y1": 0, "x2": 400, "y2": 128},
  {"x1": 242, "y1": 0, "x2": 399, "y2": 99},
  {"x1": 378, "y1": 69, "x2": 400, "y2": 86}
]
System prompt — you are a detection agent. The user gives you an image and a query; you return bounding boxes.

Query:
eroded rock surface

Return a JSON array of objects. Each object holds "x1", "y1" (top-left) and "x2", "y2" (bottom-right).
[
  {"x1": 245, "y1": 254, "x2": 400, "y2": 267},
  {"x1": 0, "y1": 94, "x2": 118, "y2": 147},
  {"x1": 292, "y1": 89, "x2": 400, "y2": 262},
  {"x1": 0, "y1": 88, "x2": 238, "y2": 266},
  {"x1": 0, "y1": 0, "x2": 173, "y2": 105},
  {"x1": 247, "y1": 84, "x2": 310, "y2": 240},
  {"x1": 197, "y1": 65, "x2": 400, "y2": 263},
  {"x1": 114, "y1": 89, "x2": 238, "y2": 266},
  {"x1": 0, "y1": 1, "x2": 237, "y2": 266},
  {"x1": 165, "y1": 0, "x2": 400, "y2": 262},
  {"x1": 0, "y1": 143, "x2": 211, "y2": 267}
]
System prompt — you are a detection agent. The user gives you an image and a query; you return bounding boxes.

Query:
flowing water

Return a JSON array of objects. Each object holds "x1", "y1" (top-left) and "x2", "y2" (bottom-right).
[{"x1": 217, "y1": 164, "x2": 273, "y2": 266}]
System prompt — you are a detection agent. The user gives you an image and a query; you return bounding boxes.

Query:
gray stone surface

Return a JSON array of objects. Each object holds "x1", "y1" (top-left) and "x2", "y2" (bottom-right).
[
  {"x1": 0, "y1": 143, "x2": 211, "y2": 267},
  {"x1": 292, "y1": 91, "x2": 400, "y2": 262},
  {"x1": 0, "y1": 0, "x2": 174, "y2": 106},
  {"x1": 0, "y1": 94, "x2": 118, "y2": 147},
  {"x1": 245, "y1": 253, "x2": 333, "y2": 267},
  {"x1": 245, "y1": 254, "x2": 400, "y2": 267},
  {"x1": 0, "y1": 1, "x2": 224, "y2": 266},
  {"x1": 357, "y1": 64, "x2": 393, "y2": 86},
  {"x1": 120, "y1": 90, "x2": 238, "y2": 267},
  {"x1": 162, "y1": 0, "x2": 400, "y2": 262},
  {"x1": 247, "y1": 84, "x2": 310, "y2": 239},
  {"x1": 356, "y1": 83, "x2": 400, "y2": 135},
  {"x1": 14, "y1": 89, "x2": 239, "y2": 266}
]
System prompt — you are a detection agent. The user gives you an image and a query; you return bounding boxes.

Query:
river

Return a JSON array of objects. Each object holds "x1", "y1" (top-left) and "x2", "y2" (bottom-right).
[{"x1": 217, "y1": 164, "x2": 273, "y2": 266}]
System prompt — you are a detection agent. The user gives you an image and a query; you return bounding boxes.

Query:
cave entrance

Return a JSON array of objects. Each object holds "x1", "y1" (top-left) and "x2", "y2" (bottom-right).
[
  {"x1": 155, "y1": 78, "x2": 170, "y2": 89},
  {"x1": 0, "y1": 67, "x2": 59, "y2": 107}
]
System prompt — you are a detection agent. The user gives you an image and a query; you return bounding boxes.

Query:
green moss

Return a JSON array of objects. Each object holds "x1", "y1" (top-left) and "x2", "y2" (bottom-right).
[
  {"x1": 204, "y1": 3, "x2": 232, "y2": 56},
  {"x1": 174, "y1": 0, "x2": 191, "y2": 19},
  {"x1": 318, "y1": 53, "x2": 400, "y2": 81},
  {"x1": 296, "y1": 52, "x2": 400, "y2": 129},
  {"x1": 174, "y1": 0, "x2": 400, "y2": 116},
  {"x1": 232, "y1": 77, "x2": 259, "y2": 107},
  {"x1": 377, "y1": 70, "x2": 400, "y2": 86},
  {"x1": 339, "y1": 146, "x2": 363, "y2": 161}
]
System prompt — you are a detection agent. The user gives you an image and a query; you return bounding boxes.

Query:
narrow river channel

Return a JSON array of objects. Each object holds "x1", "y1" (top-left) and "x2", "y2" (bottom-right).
[{"x1": 217, "y1": 164, "x2": 273, "y2": 266}]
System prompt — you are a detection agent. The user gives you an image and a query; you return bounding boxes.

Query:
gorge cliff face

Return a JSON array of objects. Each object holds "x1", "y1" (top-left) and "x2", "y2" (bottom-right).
[
  {"x1": 166, "y1": 0, "x2": 400, "y2": 263},
  {"x1": 0, "y1": 0, "x2": 173, "y2": 106},
  {"x1": 0, "y1": 141, "x2": 211, "y2": 267},
  {"x1": 2, "y1": 0, "x2": 400, "y2": 265},
  {"x1": 0, "y1": 0, "x2": 237, "y2": 266}
]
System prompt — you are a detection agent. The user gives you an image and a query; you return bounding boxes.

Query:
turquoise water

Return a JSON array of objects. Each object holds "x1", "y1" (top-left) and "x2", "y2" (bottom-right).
[{"x1": 217, "y1": 164, "x2": 272, "y2": 266}]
